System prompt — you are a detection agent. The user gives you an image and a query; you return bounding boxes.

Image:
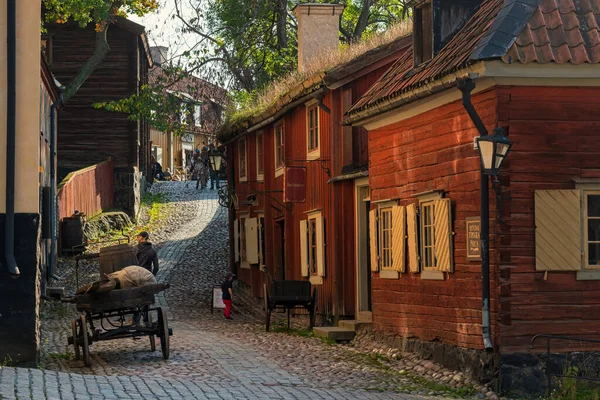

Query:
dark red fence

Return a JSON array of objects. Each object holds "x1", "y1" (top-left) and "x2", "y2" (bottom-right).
[{"x1": 58, "y1": 158, "x2": 114, "y2": 220}]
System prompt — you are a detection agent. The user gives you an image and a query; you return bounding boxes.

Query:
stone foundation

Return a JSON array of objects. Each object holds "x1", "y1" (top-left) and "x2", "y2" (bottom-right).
[
  {"x1": 500, "y1": 351, "x2": 600, "y2": 398},
  {"x1": 369, "y1": 331, "x2": 500, "y2": 385},
  {"x1": 0, "y1": 213, "x2": 42, "y2": 365}
]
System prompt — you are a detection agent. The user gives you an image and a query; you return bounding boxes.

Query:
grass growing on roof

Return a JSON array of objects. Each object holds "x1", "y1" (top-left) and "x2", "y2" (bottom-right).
[{"x1": 223, "y1": 21, "x2": 412, "y2": 132}]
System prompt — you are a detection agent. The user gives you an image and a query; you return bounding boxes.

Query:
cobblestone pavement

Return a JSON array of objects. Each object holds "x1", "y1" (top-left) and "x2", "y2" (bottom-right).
[{"x1": 1, "y1": 182, "x2": 465, "y2": 400}]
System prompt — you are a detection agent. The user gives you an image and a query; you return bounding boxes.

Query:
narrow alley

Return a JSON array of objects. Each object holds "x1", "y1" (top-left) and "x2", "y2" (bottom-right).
[{"x1": 0, "y1": 182, "x2": 460, "y2": 400}]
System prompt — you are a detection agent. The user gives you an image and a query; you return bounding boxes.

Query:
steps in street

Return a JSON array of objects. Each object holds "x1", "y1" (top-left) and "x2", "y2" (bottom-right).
[
  {"x1": 338, "y1": 319, "x2": 370, "y2": 331},
  {"x1": 313, "y1": 327, "x2": 355, "y2": 342},
  {"x1": 313, "y1": 319, "x2": 373, "y2": 342}
]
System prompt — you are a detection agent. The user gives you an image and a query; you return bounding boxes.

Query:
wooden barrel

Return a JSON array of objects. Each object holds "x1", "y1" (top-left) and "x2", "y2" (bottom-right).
[{"x1": 99, "y1": 244, "x2": 137, "y2": 277}]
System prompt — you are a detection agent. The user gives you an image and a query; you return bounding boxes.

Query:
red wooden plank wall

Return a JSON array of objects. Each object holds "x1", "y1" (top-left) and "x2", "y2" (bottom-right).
[
  {"x1": 498, "y1": 86, "x2": 600, "y2": 354},
  {"x1": 368, "y1": 88, "x2": 500, "y2": 350},
  {"x1": 57, "y1": 159, "x2": 114, "y2": 221}
]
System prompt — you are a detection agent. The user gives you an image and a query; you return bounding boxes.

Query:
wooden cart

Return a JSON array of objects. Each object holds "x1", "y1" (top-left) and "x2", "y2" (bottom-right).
[
  {"x1": 263, "y1": 280, "x2": 317, "y2": 332},
  {"x1": 65, "y1": 283, "x2": 172, "y2": 367}
]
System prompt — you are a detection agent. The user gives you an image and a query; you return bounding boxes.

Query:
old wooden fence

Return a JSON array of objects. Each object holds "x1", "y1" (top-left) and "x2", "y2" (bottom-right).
[{"x1": 58, "y1": 158, "x2": 114, "y2": 220}]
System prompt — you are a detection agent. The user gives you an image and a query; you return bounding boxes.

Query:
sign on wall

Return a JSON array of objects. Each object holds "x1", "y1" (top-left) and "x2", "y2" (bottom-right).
[
  {"x1": 466, "y1": 217, "x2": 481, "y2": 261},
  {"x1": 283, "y1": 167, "x2": 306, "y2": 203}
]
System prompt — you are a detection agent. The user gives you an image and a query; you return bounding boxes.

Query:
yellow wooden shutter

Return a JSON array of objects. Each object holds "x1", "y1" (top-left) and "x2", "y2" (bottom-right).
[
  {"x1": 369, "y1": 209, "x2": 379, "y2": 271},
  {"x1": 300, "y1": 220, "x2": 309, "y2": 277},
  {"x1": 434, "y1": 198, "x2": 453, "y2": 272},
  {"x1": 535, "y1": 190, "x2": 582, "y2": 271},
  {"x1": 246, "y1": 218, "x2": 259, "y2": 264},
  {"x1": 407, "y1": 204, "x2": 419, "y2": 273},
  {"x1": 392, "y1": 205, "x2": 406, "y2": 272},
  {"x1": 316, "y1": 214, "x2": 325, "y2": 277},
  {"x1": 234, "y1": 218, "x2": 240, "y2": 262}
]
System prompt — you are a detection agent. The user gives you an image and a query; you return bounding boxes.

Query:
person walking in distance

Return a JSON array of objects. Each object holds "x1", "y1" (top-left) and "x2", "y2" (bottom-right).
[
  {"x1": 221, "y1": 273, "x2": 234, "y2": 320},
  {"x1": 135, "y1": 231, "x2": 159, "y2": 276}
]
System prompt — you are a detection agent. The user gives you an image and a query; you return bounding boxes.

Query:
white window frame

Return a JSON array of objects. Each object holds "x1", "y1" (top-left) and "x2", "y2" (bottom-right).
[
  {"x1": 416, "y1": 191, "x2": 446, "y2": 280},
  {"x1": 275, "y1": 122, "x2": 285, "y2": 178},
  {"x1": 239, "y1": 214, "x2": 249, "y2": 269},
  {"x1": 179, "y1": 102, "x2": 188, "y2": 125},
  {"x1": 238, "y1": 138, "x2": 247, "y2": 182},
  {"x1": 256, "y1": 132, "x2": 264, "y2": 181},
  {"x1": 375, "y1": 200, "x2": 399, "y2": 279},
  {"x1": 584, "y1": 190, "x2": 600, "y2": 271},
  {"x1": 258, "y1": 213, "x2": 265, "y2": 269},
  {"x1": 306, "y1": 100, "x2": 320, "y2": 160},
  {"x1": 379, "y1": 207, "x2": 393, "y2": 270},
  {"x1": 194, "y1": 103, "x2": 202, "y2": 127},
  {"x1": 304, "y1": 209, "x2": 325, "y2": 285}
]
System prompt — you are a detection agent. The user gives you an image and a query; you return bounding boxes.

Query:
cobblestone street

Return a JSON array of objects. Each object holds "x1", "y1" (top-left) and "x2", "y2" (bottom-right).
[{"x1": 1, "y1": 182, "x2": 475, "y2": 400}]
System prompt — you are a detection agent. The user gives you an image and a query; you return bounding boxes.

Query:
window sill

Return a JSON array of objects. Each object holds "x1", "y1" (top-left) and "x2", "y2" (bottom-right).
[
  {"x1": 275, "y1": 167, "x2": 284, "y2": 178},
  {"x1": 379, "y1": 270, "x2": 399, "y2": 279},
  {"x1": 307, "y1": 150, "x2": 320, "y2": 161},
  {"x1": 239, "y1": 175, "x2": 247, "y2": 182},
  {"x1": 421, "y1": 270, "x2": 445, "y2": 280},
  {"x1": 257, "y1": 174, "x2": 264, "y2": 182},
  {"x1": 577, "y1": 270, "x2": 600, "y2": 280},
  {"x1": 240, "y1": 261, "x2": 250, "y2": 269},
  {"x1": 310, "y1": 275, "x2": 323, "y2": 285}
]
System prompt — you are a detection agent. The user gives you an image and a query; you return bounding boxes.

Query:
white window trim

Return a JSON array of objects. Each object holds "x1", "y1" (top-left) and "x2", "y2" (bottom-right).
[
  {"x1": 256, "y1": 132, "x2": 264, "y2": 182},
  {"x1": 572, "y1": 182, "x2": 600, "y2": 280},
  {"x1": 180, "y1": 102, "x2": 188, "y2": 125},
  {"x1": 238, "y1": 138, "x2": 247, "y2": 182},
  {"x1": 417, "y1": 191, "x2": 445, "y2": 280},
  {"x1": 305, "y1": 100, "x2": 320, "y2": 160},
  {"x1": 238, "y1": 213, "x2": 250, "y2": 269},
  {"x1": 377, "y1": 201, "x2": 399, "y2": 279},
  {"x1": 306, "y1": 209, "x2": 324, "y2": 285},
  {"x1": 194, "y1": 103, "x2": 202, "y2": 127},
  {"x1": 274, "y1": 122, "x2": 284, "y2": 178},
  {"x1": 258, "y1": 213, "x2": 265, "y2": 269}
]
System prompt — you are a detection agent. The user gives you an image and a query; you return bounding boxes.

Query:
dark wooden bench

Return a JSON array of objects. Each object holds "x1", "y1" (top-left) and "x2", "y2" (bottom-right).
[{"x1": 263, "y1": 280, "x2": 317, "y2": 332}]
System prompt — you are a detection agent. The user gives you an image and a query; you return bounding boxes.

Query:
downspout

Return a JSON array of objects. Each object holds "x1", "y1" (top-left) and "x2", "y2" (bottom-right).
[
  {"x1": 458, "y1": 78, "x2": 493, "y2": 350},
  {"x1": 4, "y1": 0, "x2": 20, "y2": 277},
  {"x1": 48, "y1": 95, "x2": 64, "y2": 281}
]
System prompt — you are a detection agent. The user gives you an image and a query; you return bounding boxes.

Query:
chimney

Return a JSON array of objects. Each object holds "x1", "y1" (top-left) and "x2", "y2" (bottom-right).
[
  {"x1": 150, "y1": 46, "x2": 169, "y2": 66},
  {"x1": 293, "y1": 3, "x2": 344, "y2": 72}
]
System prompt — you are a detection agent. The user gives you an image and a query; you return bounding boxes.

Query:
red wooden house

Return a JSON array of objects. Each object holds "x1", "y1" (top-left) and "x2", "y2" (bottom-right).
[
  {"x1": 220, "y1": 4, "x2": 411, "y2": 330},
  {"x1": 345, "y1": 0, "x2": 600, "y2": 395}
]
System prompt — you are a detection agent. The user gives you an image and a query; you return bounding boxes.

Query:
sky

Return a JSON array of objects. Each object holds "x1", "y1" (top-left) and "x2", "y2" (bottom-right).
[{"x1": 130, "y1": 0, "x2": 203, "y2": 67}]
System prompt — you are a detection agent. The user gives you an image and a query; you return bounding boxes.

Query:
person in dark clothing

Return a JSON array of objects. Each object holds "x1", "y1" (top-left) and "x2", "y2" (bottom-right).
[
  {"x1": 221, "y1": 273, "x2": 235, "y2": 320},
  {"x1": 135, "y1": 231, "x2": 159, "y2": 276}
]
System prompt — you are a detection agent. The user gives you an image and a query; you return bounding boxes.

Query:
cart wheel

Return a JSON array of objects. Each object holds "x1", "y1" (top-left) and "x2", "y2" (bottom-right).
[
  {"x1": 80, "y1": 315, "x2": 91, "y2": 367},
  {"x1": 71, "y1": 319, "x2": 81, "y2": 361},
  {"x1": 157, "y1": 308, "x2": 169, "y2": 360},
  {"x1": 148, "y1": 312, "x2": 156, "y2": 352}
]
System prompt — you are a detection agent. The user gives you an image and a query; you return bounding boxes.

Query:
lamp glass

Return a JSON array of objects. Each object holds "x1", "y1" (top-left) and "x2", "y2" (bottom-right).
[
  {"x1": 478, "y1": 140, "x2": 494, "y2": 170},
  {"x1": 210, "y1": 153, "x2": 222, "y2": 171}
]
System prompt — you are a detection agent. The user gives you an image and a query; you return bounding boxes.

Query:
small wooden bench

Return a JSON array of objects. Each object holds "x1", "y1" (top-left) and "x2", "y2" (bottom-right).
[{"x1": 263, "y1": 280, "x2": 317, "y2": 332}]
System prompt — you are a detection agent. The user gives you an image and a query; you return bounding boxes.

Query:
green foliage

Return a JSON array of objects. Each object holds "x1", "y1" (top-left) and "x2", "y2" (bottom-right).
[
  {"x1": 550, "y1": 366, "x2": 600, "y2": 400},
  {"x1": 181, "y1": 0, "x2": 409, "y2": 94},
  {"x1": 42, "y1": 0, "x2": 158, "y2": 29},
  {"x1": 93, "y1": 66, "x2": 200, "y2": 137}
]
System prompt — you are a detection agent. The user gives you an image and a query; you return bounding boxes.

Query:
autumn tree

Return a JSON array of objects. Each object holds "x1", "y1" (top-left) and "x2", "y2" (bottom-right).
[
  {"x1": 175, "y1": 0, "x2": 409, "y2": 93},
  {"x1": 42, "y1": 0, "x2": 159, "y2": 103}
]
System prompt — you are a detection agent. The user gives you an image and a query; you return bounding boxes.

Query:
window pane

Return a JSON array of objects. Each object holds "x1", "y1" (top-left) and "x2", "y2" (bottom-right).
[
  {"x1": 589, "y1": 243, "x2": 600, "y2": 266},
  {"x1": 588, "y1": 195, "x2": 600, "y2": 217},
  {"x1": 588, "y1": 219, "x2": 600, "y2": 241}
]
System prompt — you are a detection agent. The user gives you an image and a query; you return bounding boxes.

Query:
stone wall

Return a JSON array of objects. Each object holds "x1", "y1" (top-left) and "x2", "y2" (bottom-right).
[
  {"x1": 114, "y1": 167, "x2": 143, "y2": 218},
  {"x1": 0, "y1": 213, "x2": 42, "y2": 365}
]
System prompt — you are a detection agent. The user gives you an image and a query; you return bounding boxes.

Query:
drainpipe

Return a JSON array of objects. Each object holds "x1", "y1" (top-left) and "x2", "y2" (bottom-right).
[
  {"x1": 458, "y1": 78, "x2": 493, "y2": 350},
  {"x1": 48, "y1": 95, "x2": 63, "y2": 280},
  {"x1": 4, "y1": 0, "x2": 20, "y2": 277}
]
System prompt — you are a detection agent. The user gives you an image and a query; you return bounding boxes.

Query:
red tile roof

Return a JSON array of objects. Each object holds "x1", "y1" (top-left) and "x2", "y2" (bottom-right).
[
  {"x1": 503, "y1": 0, "x2": 600, "y2": 64},
  {"x1": 348, "y1": 0, "x2": 505, "y2": 115},
  {"x1": 348, "y1": 0, "x2": 600, "y2": 119}
]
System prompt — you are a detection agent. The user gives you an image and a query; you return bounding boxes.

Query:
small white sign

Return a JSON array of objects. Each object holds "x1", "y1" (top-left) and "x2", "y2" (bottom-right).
[{"x1": 213, "y1": 287, "x2": 225, "y2": 309}]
